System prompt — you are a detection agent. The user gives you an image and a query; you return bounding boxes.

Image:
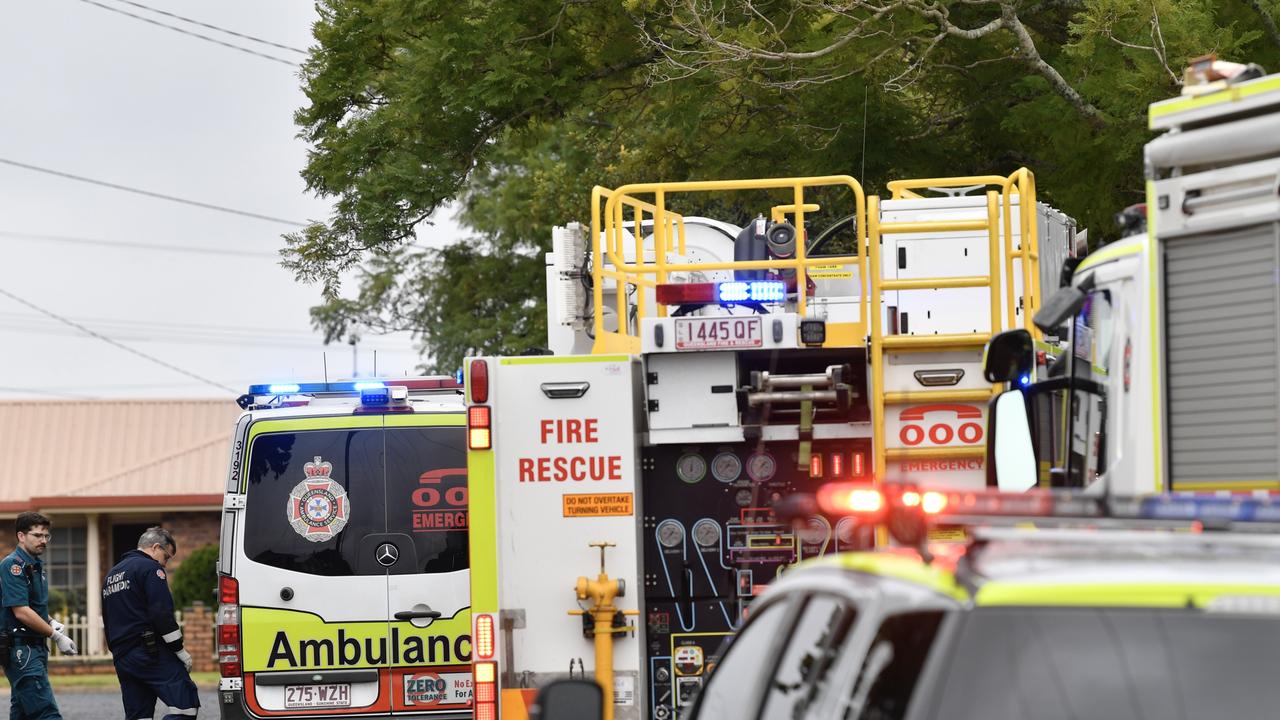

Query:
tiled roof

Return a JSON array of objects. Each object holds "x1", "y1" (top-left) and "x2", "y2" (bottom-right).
[{"x1": 0, "y1": 399, "x2": 240, "y2": 510}]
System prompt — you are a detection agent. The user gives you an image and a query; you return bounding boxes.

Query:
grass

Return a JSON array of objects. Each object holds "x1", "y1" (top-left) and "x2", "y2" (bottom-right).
[{"x1": 47, "y1": 671, "x2": 220, "y2": 691}]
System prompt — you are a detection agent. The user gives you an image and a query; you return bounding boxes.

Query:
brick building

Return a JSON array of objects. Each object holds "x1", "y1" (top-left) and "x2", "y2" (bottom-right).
[{"x1": 0, "y1": 398, "x2": 240, "y2": 655}]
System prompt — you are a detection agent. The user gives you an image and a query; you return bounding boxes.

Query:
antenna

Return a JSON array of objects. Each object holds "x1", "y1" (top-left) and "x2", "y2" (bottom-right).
[
  {"x1": 374, "y1": 350, "x2": 378, "y2": 378},
  {"x1": 323, "y1": 353, "x2": 329, "y2": 388}
]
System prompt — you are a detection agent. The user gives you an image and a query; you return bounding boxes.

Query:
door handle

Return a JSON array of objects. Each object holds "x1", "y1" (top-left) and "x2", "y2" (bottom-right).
[
  {"x1": 394, "y1": 610, "x2": 443, "y2": 621},
  {"x1": 541, "y1": 381, "x2": 590, "y2": 399}
]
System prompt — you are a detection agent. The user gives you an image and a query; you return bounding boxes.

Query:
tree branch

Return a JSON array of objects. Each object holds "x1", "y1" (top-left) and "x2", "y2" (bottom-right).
[
  {"x1": 998, "y1": 1, "x2": 1105, "y2": 125},
  {"x1": 1243, "y1": 0, "x2": 1280, "y2": 50}
]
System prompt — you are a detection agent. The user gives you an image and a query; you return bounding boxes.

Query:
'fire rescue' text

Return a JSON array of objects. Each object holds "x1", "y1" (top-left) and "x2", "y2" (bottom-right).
[{"x1": 517, "y1": 418, "x2": 624, "y2": 482}]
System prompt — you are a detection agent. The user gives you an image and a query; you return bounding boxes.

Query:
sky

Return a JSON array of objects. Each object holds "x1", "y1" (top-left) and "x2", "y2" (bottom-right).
[{"x1": 0, "y1": 0, "x2": 460, "y2": 400}]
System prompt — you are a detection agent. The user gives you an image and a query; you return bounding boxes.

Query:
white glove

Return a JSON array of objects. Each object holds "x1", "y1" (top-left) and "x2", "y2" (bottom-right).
[
  {"x1": 51, "y1": 630, "x2": 77, "y2": 656},
  {"x1": 176, "y1": 648, "x2": 193, "y2": 672},
  {"x1": 50, "y1": 619, "x2": 64, "y2": 635}
]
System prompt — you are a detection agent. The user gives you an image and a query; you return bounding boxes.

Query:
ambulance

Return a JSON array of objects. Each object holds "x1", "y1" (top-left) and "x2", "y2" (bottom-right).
[
  {"x1": 216, "y1": 379, "x2": 473, "y2": 719},
  {"x1": 464, "y1": 171, "x2": 1079, "y2": 720}
]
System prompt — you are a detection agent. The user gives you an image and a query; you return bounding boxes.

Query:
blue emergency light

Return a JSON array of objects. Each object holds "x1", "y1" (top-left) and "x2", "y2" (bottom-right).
[
  {"x1": 718, "y1": 281, "x2": 786, "y2": 303},
  {"x1": 1138, "y1": 494, "x2": 1280, "y2": 523}
]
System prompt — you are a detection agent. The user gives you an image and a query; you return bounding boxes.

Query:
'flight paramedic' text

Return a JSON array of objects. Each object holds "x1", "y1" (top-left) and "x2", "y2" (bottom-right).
[{"x1": 517, "y1": 418, "x2": 624, "y2": 482}]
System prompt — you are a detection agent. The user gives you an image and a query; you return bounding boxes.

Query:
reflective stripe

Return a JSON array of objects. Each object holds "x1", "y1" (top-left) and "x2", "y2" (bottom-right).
[
  {"x1": 468, "y1": 448, "x2": 499, "y2": 612},
  {"x1": 801, "y1": 552, "x2": 968, "y2": 601},
  {"x1": 975, "y1": 581, "x2": 1280, "y2": 607},
  {"x1": 161, "y1": 629, "x2": 182, "y2": 643},
  {"x1": 167, "y1": 709, "x2": 198, "y2": 716}
]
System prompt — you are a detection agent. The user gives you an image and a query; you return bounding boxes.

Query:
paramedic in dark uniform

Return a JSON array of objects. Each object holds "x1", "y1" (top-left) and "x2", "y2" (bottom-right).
[
  {"x1": 102, "y1": 527, "x2": 199, "y2": 720},
  {"x1": 2, "y1": 511, "x2": 76, "y2": 720}
]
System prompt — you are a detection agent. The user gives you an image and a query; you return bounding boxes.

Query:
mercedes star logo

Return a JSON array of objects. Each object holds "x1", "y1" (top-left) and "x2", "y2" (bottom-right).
[{"x1": 375, "y1": 542, "x2": 399, "y2": 567}]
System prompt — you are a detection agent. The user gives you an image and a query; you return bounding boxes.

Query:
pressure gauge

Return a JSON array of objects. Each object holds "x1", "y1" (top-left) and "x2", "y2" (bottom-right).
[
  {"x1": 800, "y1": 516, "x2": 831, "y2": 545},
  {"x1": 746, "y1": 452, "x2": 777, "y2": 482},
  {"x1": 657, "y1": 520, "x2": 685, "y2": 548},
  {"x1": 676, "y1": 453, "x2": 707, "y2": 484},
  {"x1": 692, "y1": 519, "x2": 721, "y2": 548},
  {"x1": 734, "y1": 489, "x2": 754, "y2": 507},
  {"x1": 835, "y1": 517, "x2": 856, "y2": 544},
  {"x1": 711, "y1": 452, "x2": 742, "y2": 483}
]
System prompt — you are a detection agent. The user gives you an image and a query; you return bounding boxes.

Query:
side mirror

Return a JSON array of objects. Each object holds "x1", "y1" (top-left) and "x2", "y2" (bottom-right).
[
  {"x1": 1034, "y1": 274, "x2": 1094, "y2": 334},
  {"x1": 988, "y1": 390, "x2": 1037, "y2": 492},
  {"x1": 983, "y1": 329, "x2": 1033, "y2": 384},
  {"x1": 530, "y1": 679, "x2": 604, "y2": 720}
]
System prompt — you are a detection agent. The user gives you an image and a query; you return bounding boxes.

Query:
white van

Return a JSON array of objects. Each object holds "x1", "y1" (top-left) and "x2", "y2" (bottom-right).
[{"x1": 216, "y1": 379, "x2": 472, "y2": 719}]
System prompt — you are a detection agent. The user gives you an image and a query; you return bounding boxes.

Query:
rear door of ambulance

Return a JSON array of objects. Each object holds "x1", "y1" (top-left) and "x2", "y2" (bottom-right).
[
  {"x1": 234, "y1": 411, "x2": 472, "y2": 718},
  {"x1": 468, "y1": 355, "x2": 644, "y2": 720}
]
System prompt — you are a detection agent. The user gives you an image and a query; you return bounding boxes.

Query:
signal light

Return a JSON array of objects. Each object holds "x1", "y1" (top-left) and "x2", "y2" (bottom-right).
[
  {"x1": 474, "y1": 614, "x2": 495, "y2": 660},
  {"x1": 809, "y1": 454, "x2": 823, "y2": 478},
  {"x1": 219, "y1": 576, "x2": 239, "y2": 604},
  {"x1": 655, "y1": 280, "x2": 788, "y2": 306},
  {"x1": 817, "y1": 483, "x2": 884, "y2": 517},
  {"x1": 469, "y1": 360, "x2": 489, "y2": 404},
  {"x1": 830, "y1": 452, "x2": 844, "y2": 477},
  {"x1": 851, "y1": 451, "x2": 866, "y2": 477},
  {"x1": 469, "y1": 406, "x2": 492, "y2": 450}
]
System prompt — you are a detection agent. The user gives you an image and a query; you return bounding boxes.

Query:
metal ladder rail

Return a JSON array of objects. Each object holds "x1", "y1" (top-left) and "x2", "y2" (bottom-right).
[{"x1": 867, "y1": 191, "x2": 1006, "y2": 482}]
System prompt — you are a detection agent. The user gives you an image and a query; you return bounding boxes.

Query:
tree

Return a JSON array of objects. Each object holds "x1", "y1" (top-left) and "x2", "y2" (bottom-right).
[
  {"x1": 288, "y1": 0, "x2": 1280, "y2": 371},
  {"x1": 171, "y1": 544, "x2": 218, "y2": 610}
]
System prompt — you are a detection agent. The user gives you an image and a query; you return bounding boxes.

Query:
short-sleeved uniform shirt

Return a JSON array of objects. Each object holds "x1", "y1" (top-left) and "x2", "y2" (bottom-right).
[{"x1": 0, "y1": 546, "x2": 49, "y2": 638}]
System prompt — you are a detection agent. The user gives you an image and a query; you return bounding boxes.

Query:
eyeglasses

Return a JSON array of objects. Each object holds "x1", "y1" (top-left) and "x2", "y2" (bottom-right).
[
  {"x1": 155, "y1": 544, "x2": 175, "y2": 563},
  {"x1": 25, "y1": 532, "x2": 51, "y2": 541}
]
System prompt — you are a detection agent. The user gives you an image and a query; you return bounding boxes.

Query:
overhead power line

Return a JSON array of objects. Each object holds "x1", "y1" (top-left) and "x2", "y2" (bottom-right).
[
  {"x1": 0, "y1": 230, "x2": 279, "y2": 259},
  {"x1": 76, "y1": 0, "x2": 301, "y2": 67},
  {"x1": 0, "y1": 158, "x2": 308, "y2": 227},
  {"x1": 109, "y1": 0, "x2": 307, "y2": 55},
  {"x1": 0, "y1": 286, "x2": 237, "y2": 394}
]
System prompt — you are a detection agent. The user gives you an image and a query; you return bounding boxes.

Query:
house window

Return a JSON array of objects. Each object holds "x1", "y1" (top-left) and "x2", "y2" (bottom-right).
[{"x1": 47, "y1": 525, "x2": 87, "y2": 616}]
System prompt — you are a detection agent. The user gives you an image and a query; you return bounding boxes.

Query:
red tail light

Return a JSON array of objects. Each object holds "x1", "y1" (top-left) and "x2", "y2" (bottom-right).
[
  {"x1": 474, "y1": 661, "x2": 497, "y2": 720},
  {"x1": 469, "y1": 406, "x2": 492, "y2": 450},
  {"x1": 470, "y1": 360, "x2": 489, "y2": 404},
  {"x1": 219, "y1": 575, "x2": 239, "y2": 604},
  {"x1": 474, "y1": 614, "x2": 495, "y2": 660},
  {"x1": 217, "y1": 574, "x2": 242, "y2": 679}
]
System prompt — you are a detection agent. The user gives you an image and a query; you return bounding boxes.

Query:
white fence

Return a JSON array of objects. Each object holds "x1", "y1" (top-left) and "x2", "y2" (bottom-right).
[{"x1": 49, "y1": 610, "x2": 187, "y2": 659}]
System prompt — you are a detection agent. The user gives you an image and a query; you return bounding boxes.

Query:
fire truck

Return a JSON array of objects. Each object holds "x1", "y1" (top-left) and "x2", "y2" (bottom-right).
[
  {"x1": 463, "y1": 171, "x2": 1078, "y2": 720},
  {"x1": 985, "y1": 60, "x2": 1280, "y2": 496}
]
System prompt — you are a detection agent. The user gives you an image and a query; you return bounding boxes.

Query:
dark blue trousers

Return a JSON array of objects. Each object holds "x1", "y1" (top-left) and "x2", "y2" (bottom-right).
[
  {"x1": 112, "y1": 646, "x2": 200, "y2": 719},
  {"x1": 5, "y1": 644, "x2": 61, "y2": 720}
]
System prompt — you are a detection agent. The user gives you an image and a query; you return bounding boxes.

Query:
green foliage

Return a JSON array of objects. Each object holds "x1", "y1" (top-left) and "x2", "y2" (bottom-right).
[
  {"x1": 171, "y1": 544, "x2": 218, "y2": 610},
  {"x1": 290, "y1": 0, "x2": 1280, "y2": 370}
]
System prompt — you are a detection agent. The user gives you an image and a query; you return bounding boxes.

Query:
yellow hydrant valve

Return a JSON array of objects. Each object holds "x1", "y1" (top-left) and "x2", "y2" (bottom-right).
[{"x1": 568, "y1": 542, "x2": 639, "y2": 720}]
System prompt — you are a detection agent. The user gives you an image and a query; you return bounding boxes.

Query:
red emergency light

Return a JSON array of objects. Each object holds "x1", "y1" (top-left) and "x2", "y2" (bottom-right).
[{"x1": 469, "y1": 360, "x2": 489, "y2": 404}]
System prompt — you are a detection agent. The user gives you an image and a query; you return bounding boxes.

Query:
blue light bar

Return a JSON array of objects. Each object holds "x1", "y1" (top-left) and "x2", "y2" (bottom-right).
[
  {"x1": 1139, "y1": 494, "x2": 1280, "y2": 523},
  {"x1": 267, "y1": 383, "x2": 301, "y2": 394},
  {"x1": 248, "y1": 381, "x2": 379, "y2": 394},
  {"x1": 717, "y1": 281, "x2": 786, "y2": 304},
  {"x1": 359, "y1": 385, "x2": 391, "y2": 405}
]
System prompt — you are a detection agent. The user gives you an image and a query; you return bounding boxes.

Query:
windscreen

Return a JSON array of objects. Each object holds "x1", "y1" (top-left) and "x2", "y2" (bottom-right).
[
  {"x1": 244, "y1": 426, "x2": 468, "y2": 576},
  {"x1": 923, "y1": 607, "x2": 1280, "y2": 719}
]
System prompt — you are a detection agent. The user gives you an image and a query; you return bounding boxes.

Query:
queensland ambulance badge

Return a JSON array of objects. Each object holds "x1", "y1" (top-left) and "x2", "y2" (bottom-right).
[{"x1": 286, "y1": 456, "x2": 350, "y2": 542}]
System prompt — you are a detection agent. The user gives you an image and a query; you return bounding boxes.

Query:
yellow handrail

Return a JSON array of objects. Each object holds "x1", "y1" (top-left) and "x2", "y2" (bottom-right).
[{"x1": 590, "y1": 176, "x2": 868, "y2": 352}]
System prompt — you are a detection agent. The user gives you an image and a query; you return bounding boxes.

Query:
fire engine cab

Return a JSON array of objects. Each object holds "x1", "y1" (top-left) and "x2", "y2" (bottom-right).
[{"x1": 464, "y1": 171, "x2": 1078, "y2": 720}]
